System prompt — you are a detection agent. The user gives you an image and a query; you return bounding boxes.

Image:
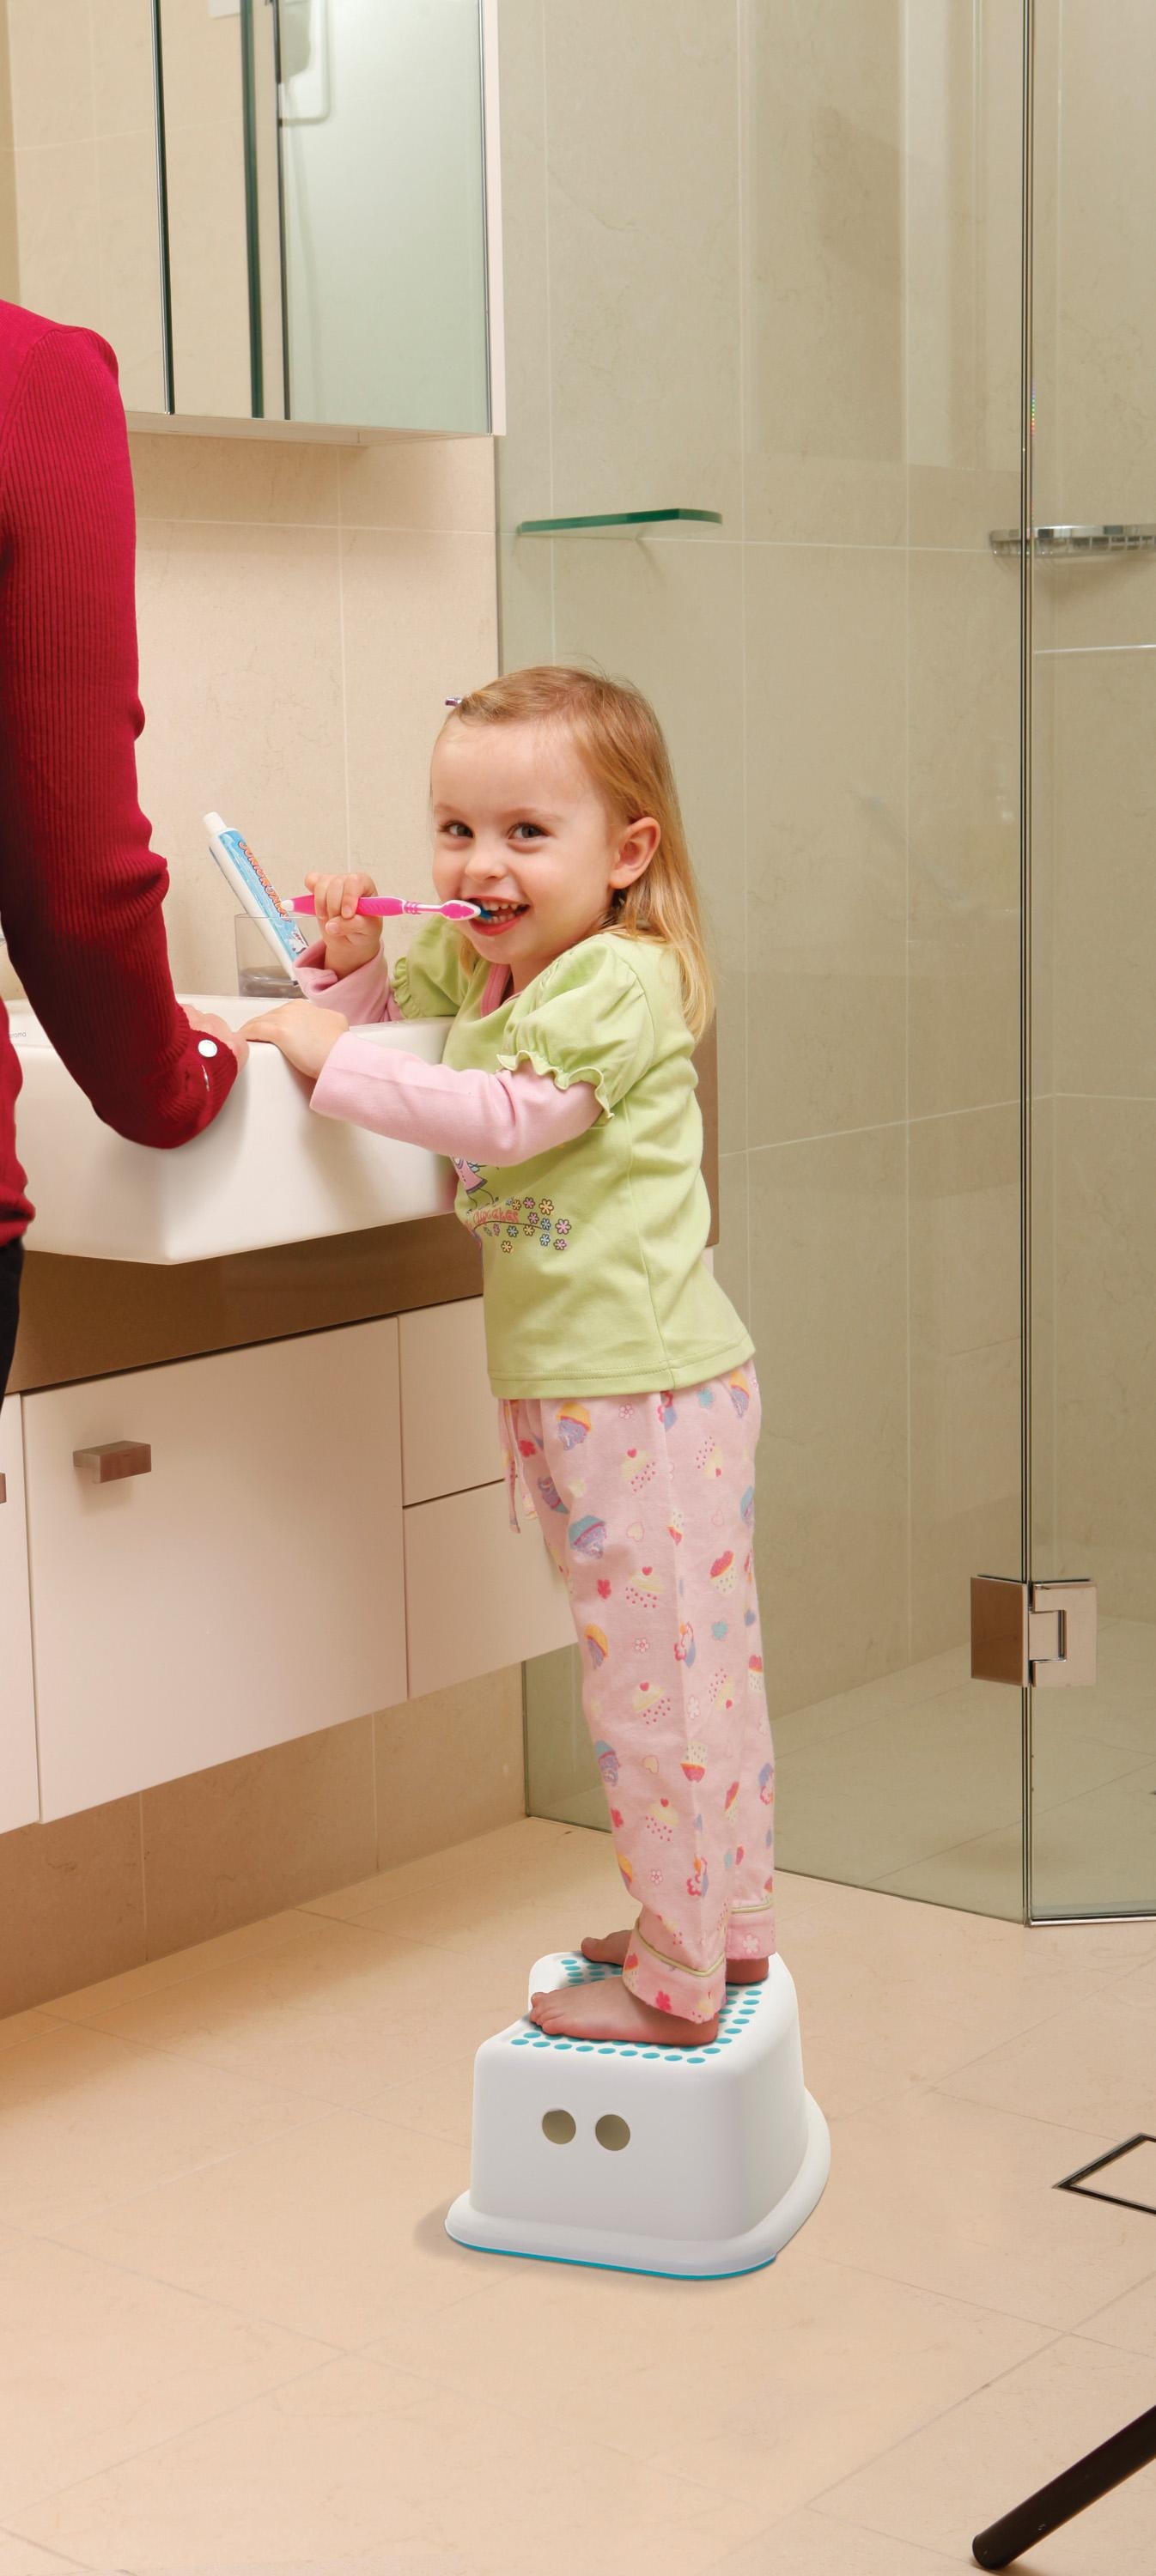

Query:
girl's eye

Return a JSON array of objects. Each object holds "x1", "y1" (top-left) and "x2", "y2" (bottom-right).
[
  {"x1": 511, "y1": 823, "x2": 545, "y2": 841},
  {"x1": 441, "y1": 821, "x2": 471, "y2": 838}
]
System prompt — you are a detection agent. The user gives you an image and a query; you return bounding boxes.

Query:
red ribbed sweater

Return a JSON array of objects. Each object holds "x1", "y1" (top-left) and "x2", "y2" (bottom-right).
[{"x1": 0, "y1": 301, "x2": 236, "y2": 1245}]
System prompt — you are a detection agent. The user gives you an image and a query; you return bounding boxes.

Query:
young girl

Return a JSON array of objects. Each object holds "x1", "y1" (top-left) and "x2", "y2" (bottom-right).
[{"x1": 244, "y1": 666, "x2": 775, "y2": 2048}]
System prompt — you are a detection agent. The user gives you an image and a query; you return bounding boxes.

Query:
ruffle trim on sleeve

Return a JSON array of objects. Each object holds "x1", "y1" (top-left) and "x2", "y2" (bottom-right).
[
  {"x1": 495, "y1": 1046, "x2": 615, "y2": 1119},
  {"x1": 387, "y1": 949, "x2": 423, "y2": 1020}
]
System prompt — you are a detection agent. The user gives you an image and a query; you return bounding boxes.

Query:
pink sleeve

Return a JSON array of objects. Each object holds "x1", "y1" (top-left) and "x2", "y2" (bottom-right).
[
  {"x1": 295, "y1": 939, "x2": 405, "y2": 1024},
  {"x1": 310, "y1": 1032, "x2": 600, "y2": 1165}
]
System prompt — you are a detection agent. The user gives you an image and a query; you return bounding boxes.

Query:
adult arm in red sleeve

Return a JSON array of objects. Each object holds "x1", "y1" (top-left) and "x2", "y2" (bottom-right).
[{"x1": 0, "y1": 323, "x2": 236, "y2": 1144}]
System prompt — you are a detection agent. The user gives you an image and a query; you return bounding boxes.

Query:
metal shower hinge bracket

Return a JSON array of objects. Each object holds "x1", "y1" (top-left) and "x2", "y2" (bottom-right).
[{"x1": 970, "y1": 1575, "x2": 1098, "y2": 1689}]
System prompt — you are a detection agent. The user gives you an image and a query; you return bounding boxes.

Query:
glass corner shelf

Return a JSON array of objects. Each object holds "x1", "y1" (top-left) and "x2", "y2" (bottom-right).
[{"x1": 514, "y1": 507, "x2": 722, "y2": 535}]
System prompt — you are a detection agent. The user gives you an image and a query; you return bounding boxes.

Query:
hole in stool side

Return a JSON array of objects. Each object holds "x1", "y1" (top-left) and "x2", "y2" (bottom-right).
[
  {"x1": 542, "y1": 2110, "x2": 577, "y2": 2144},
  {"x1": 595, "y1": 2114, "x2": 630, "y2": 2153}
]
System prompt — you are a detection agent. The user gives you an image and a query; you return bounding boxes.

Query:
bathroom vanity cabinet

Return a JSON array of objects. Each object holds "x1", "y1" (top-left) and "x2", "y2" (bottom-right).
[
  {"x1": 4, "y1": 1297, "x2": 571, "y2": 1828},
  {"x1": 3, "y1": 1031, "x2": 716, "y2": 1831}
]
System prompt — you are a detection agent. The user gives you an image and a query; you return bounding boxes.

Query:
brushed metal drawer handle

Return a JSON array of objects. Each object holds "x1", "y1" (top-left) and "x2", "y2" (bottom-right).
[{"x1": 73, "y1": 1442, "x2": 152, "y2": 1485}]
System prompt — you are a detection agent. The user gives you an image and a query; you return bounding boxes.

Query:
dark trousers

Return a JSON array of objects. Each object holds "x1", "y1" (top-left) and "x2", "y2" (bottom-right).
[{"x1": 0, "y1": 1237, "x2": 22, "y2": 1411}]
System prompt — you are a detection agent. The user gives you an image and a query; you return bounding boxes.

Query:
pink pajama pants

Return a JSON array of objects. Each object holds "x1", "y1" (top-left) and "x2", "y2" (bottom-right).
[{"x1": 502, "y1": 1364, "x2": 776, "y2": 2026}]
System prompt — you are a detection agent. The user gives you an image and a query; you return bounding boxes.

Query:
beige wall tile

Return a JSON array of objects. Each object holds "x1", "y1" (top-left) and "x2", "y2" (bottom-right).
[
  {"x1": 133, "y1": 517, "x2": 345, "y2": 992},
  {"x1": 1036, "y1": 0, "x2": 1156, "y2": 528},
  {"x1": 6, "y1": 0, "x2": 93, "y2": 151},
  {"x1": 129, "y1": 432, "x2": 340, "y2": 527},
  {"x1": 94, "y1": 130, "x2": 165, "y2": 415},
  {"x1": 89, "y1": 0, "x2": 155, "y2": 142},
  {"x1": 543, "y1": 0, "x2": 741, "y2": 531},
  {"x1": 715, "y1": 1151, "x2": 751, "y2": 1330},
  {"x1": 908, "y1": 546, "x2": 1019, "y2": 1119},
  {"x1": 910, "y1": 1107, "x2": 1020, "y2": 1662},
  {"x1": 11, "y1": 137, "x2": 101, "y2": 331},
  {"x1": 1051, "y1": 647, "x2": 1156, "y2": 1099},
  {"x1": 741, "y1": 0, "x2": 904, "y2": 547},
  {"x1": 338, "y1": 436, "x2": 496, "y2": 533},
  {"x1": 1043, "y1": 552, "x2": 1156, "y2": 654},
  {"x1": 748, "y1": 1125, "x2": 908, "y2": 1716},
  {"x1": 374, "y1": 1666, "x2": 525, "y2": 1870},
  {"x1": 904, "y1": 0, "x2": 1021, "y2": 552},
  {"x1": 0, "y1": 149, "x2": 16, "y2": 303},
  {"x1": 1054, "y1": 1093, "x2": 1156, "y2": 1621},
  {"x1": 495, "y1": 528, "x2": 557, "y2": 671},
  {"x1": 339, "y1": 525, "x2": 498, "y2": 893},
  {"x1": 745, "y1": 541, "x2": 906, "y2": 1146},
  {"x1": 0, "y1": 1798, "x2": 144, "y2": 2017},
  {"x1": 141, "y1": 1717, "x2": 376, "y2": 1960},
  {"x1": 549, "y1": 530, "x2": 747, "y2": 1149},
  {"x1": 1030, "y1": 1090, "x2": 1058, "y2": 1571}
]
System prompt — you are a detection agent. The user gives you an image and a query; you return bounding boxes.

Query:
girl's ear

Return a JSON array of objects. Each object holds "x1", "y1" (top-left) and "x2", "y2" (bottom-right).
[{"x1": 608, "y1": 815, "x2": 661, "y2": 890}]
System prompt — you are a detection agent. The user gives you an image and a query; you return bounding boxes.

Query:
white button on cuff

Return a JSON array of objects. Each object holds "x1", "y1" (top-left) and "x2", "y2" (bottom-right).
[{"x1": 197, "y1": 1038, "x2": 219, "y2": 1059}]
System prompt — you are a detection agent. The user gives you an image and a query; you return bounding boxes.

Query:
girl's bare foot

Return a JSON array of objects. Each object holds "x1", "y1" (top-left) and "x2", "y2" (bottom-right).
[
  {"x1": 581, "y1": 1929, "x2": 770, "y2": 1985},
  {"x1": 529, "y1": 1975, "x2": 716, "y2": 2048}
]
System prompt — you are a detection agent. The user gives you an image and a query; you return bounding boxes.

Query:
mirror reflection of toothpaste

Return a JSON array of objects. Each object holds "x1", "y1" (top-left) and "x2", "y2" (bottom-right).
[{"x1": 204, "y1": 813, "x2": 308, "y2": 982}]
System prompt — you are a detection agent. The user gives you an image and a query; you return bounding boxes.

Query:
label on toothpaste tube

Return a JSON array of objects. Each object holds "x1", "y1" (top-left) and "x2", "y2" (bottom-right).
[{"x1": 219, "y1": 828, "x2": 307, "y2": 962}]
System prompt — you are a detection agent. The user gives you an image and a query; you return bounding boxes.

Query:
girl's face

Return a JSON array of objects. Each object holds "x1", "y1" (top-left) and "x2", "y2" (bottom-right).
[{"x1": 430, "y1": 717, "x2": 659, "y2": 989}]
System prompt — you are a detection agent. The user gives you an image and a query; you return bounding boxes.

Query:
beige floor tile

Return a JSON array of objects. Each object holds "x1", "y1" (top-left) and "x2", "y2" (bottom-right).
[
  {"x1": 300, "y1": 1815, "x2": 586, "y2": 1921},
  {"x1": 72, "y1": 1925, "x2": 515, "y2": 2113},
  {"x1": 938, "y1": 1974, "x2": 1156, "y2": 2137},
  {"x1": 769, "y1": 1877, "x2": 1143, "y2": 2117},
  {"x1": 48, "y1": 2111, "x2": 473, "y2": 2348},
  {"x1": 1079, "y1": 2264, "x2": 1156, "y2": 2357},
  {"x1": 0, "y1": 2537, "x2": 93, "y2": 2575},
  {"x1": 40, "y1": 1905, "x2": 366, "y2": 2028},
  {"x1": 0, "y1": 2012, "x2": 58, "y2": 2057},
  {"x1": 771, "y1": 1650, "x2": 969, "y2": 1759},
  {"x1": 0, "y1": 2233, "x2": 330, "y2": 2523},
  {"x1": 878, "y1": 1822, "x2": 1027, "y2": 1916},
  {"x1": 816, "y1": 2332, "x2": 1156, "y2": 2573},
  {"x1": 9, "y1": 2354, "x2": 766, "y2": 2576},
  {"x1": 362, "y1": 2245, "x2": 1050, "y2": 2522},
  {"x1": 709, "y1": 2505, "x2": 964, "y2": 2572},
  {"x1": 806, "y1": 2087, "x2": 1154, "y2": 2328},
  {"x1": 0, "y1": 2021, "x2": 320, "y2": 2234},
  {"x1": 360, "y1": 2051, "x2": 477, "y2": 2149}
]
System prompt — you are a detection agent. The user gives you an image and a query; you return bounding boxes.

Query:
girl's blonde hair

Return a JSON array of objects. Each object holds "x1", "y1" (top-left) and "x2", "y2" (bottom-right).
[{"x1": 443, "y1": 665, "x2": 714, "y2": 1041}]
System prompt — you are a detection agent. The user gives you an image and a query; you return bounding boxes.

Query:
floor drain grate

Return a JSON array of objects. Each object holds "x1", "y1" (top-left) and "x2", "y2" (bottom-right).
[{"x1": 1056, "y1": 2133, "x2": 1156, "y2": 2216}]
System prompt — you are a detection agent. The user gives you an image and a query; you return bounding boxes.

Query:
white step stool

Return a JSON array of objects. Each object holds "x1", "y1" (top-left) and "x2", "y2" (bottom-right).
[{"x1": 446, "y1": 1950, "x2": 830, "y2": 2279}]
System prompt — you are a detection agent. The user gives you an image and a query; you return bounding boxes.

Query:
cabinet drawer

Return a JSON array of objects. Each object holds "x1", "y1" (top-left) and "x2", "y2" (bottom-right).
[
  {"x1": 23, "y1": 1321, "x2": 406, "y2": 1820},
  {"x1": 404, "y1": 1482, "x2": 573, "y2": 1698},
  {"x1": 0, "y1": 1397, "x2": 39, "y2": 1830},
  {"x1": 399, "y1": 1298, "x2": 497, "y2": 1504}
]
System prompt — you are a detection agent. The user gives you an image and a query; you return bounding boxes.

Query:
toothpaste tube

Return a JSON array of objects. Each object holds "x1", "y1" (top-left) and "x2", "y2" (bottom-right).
[{"x1": 204, "y1": 814, "x2": 309, "y2": 985}]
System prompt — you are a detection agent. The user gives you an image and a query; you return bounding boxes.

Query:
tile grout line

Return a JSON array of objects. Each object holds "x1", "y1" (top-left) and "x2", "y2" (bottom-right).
[
  {"x1": 134, "y1": 513, "x2": 496, "y2": 537},
  {"x1": 798, "y1": 2313, "x2": 1071, "y2": 2529},
  {"x1": 747, "y1": 1098, "x2": 1021, "y2": 1156}
]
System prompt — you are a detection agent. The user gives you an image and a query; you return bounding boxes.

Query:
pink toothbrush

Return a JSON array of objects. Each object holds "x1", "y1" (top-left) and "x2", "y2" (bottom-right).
[{"x1": 289, "y1": 895, "x2": 480, "y2": 920}]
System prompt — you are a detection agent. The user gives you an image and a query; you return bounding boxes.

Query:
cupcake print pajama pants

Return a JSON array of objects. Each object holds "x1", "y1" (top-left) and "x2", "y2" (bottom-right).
[{"x1": 501, "y1": 1364, "x2": 776, "y2": 2026}]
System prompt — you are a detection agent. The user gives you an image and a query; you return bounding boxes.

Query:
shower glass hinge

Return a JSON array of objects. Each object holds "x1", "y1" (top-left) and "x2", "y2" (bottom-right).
[{"x1": 970, "y1": 1576, "x2": 1098, "y2": 1689}]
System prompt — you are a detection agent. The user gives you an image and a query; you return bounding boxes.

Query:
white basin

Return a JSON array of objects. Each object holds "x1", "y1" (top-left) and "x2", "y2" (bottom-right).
[{"x1": 8, "y1": 995, "x2": 454, "y2": 1263}]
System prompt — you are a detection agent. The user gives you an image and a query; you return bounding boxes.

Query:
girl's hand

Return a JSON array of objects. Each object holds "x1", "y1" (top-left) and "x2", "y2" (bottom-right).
[
  {"x1": 240, "y1": 999, "x2": 348, "y2": 1079},
  {"x1": 306, "y1": 871, "x2": 382, "y2": 978}
]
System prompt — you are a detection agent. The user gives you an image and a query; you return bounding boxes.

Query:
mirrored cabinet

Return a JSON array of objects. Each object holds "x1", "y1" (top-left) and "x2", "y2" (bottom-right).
[{"x1": 0, "y1": 0, "x2": 502, "y2": 437}]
